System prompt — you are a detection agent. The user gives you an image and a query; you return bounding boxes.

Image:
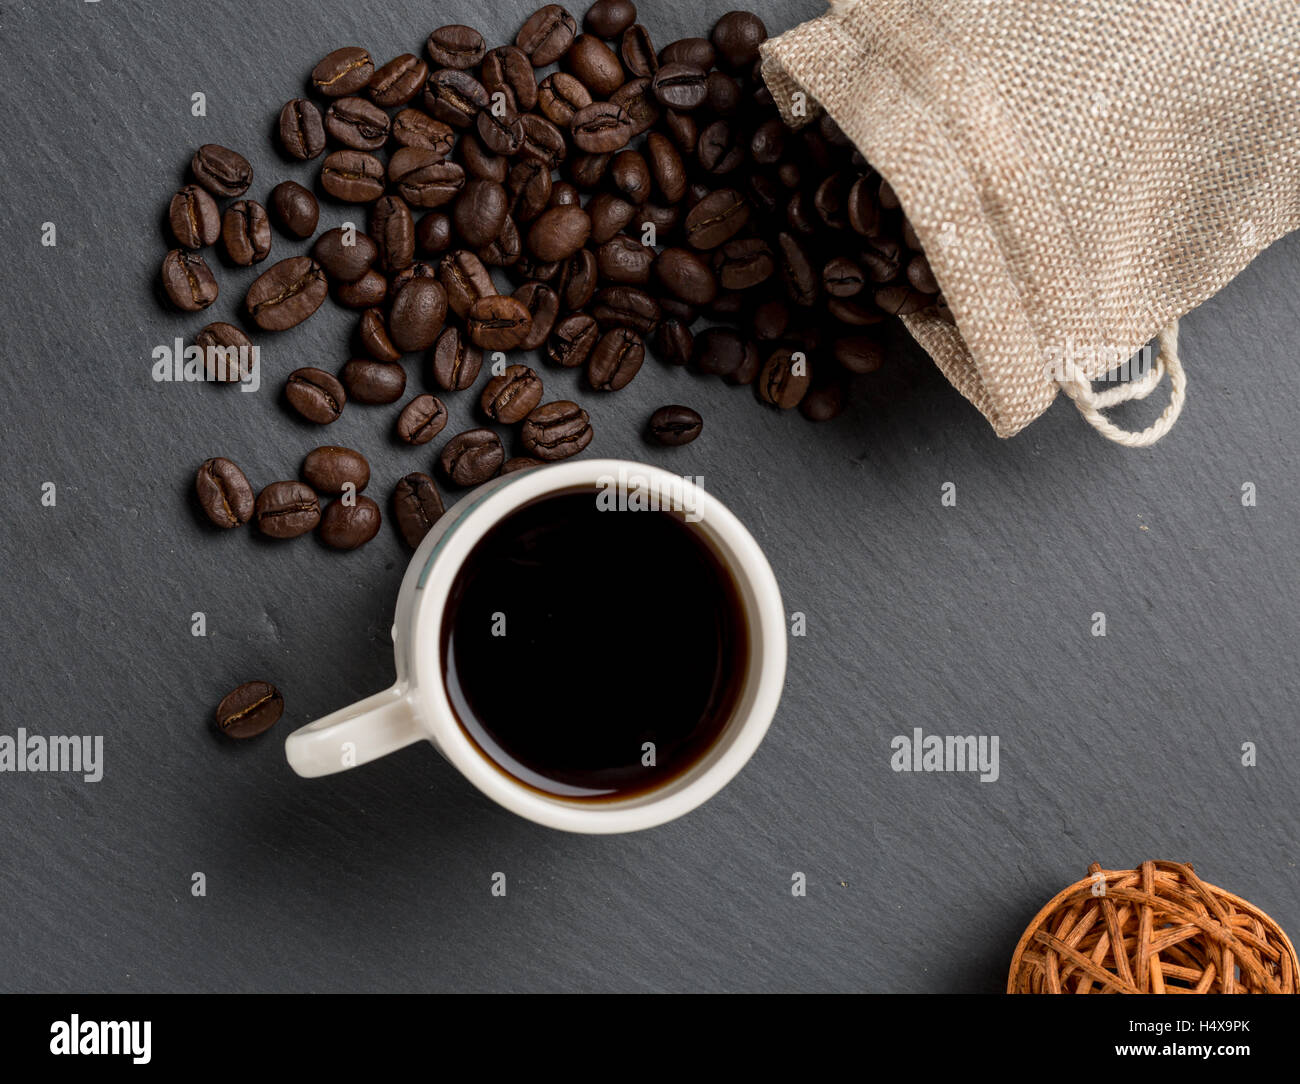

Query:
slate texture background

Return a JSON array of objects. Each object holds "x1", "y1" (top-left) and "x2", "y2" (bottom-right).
[{"x1": 0, "y1": 0, "x2": 1296, "y2": 993}]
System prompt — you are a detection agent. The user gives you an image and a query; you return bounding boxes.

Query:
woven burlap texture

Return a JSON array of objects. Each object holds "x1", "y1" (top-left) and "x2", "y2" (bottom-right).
[{"x1": 761, "y1": 0, "x2": 1300, "y2": 438}]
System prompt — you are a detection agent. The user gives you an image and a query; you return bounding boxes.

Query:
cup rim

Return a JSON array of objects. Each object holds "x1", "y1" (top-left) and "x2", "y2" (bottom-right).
[{"x1": 404, "y1": 458, "x2": 787, "y2": 833}]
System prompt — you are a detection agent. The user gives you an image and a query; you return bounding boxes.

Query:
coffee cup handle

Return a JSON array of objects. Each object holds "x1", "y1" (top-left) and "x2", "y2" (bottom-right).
[{"x1": 285, "y1": 685, "x2": 422, "y2": 778}]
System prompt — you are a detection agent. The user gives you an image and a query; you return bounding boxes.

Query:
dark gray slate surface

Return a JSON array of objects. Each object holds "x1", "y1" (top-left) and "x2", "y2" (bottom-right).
[{"x1": 0, "y1": 0, "x2": 1296, "y2": 993}]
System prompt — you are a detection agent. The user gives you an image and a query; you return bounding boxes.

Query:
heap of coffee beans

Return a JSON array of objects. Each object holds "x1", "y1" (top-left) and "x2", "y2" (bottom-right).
[{"x1": 175, "y1": 6, "x2": 937, "y2": 569}]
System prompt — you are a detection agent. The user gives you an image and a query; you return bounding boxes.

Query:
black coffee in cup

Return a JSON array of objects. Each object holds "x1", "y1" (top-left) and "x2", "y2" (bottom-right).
[{"x1": 441, "y1": 489, "x2": 747, "y2": 799}]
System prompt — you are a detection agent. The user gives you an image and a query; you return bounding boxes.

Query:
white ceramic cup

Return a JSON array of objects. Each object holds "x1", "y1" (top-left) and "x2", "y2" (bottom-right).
[{"x1": 284, "y1": 458, "x2": 786, "y2": 833}]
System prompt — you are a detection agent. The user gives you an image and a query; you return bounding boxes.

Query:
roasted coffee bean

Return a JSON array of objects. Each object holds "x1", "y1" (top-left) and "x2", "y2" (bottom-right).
[
  {"x1": 598, "y1": 235, "x2": 654, "y2": 284},
  {"x1": 777, "y1": 232, "x2": 818, "y2": 307},
  {"x1": 195, "y1": 457, "x2": 254, "y2": 528},
  {"x1": 750, "y1": 118, "x2": 787, "y2": 165},
  {"x1": 527, "y1": 205, "x2": 591, "y2": 261},
  {"x1": 391, "y1": 109, "x2": 456, "y2": 155},
  {"x1": 458, "y1": 133, "x2": 507, "y2": 183},
  {"x1": 430, "y1": 325, "x2": 484, "y2": 390},
  {"x1": 566, "y1": 34, "x2": 625, "y2": 96},
  {"x1": 518, "y1": 5, "x2": 579, "y2": 67},
  {"x1": 416, "y1": 211, "x2": 454, "y2": 254},
  {"x1": 715, "y1": 237, "x2": 774, "y2": 289},
  {"x1": 568, "y1": 151, "x2": 611, "y2": 189},
  {"x1": 750, "y1": 297, "x2": 790, "y2": 341},
  {"x1": 500, "y1": 456, "x2": 545, "y2": 474},
  {"x1": 586, "y1": 192, "x2": 636, "y2": 242},
  {"x1": 342, "y1": 359, "x2": 407, "y2": 404},
  {"x1": 477, "y1": 104, "x2": 525, "y2": 156},
  {"x1": 846, "y1": 175, "x2": 881, "y2": 236},
  {"x1": 724, "y1": 336, "x2": 763, "y2": 385},
  {"x1": 588, "y1": 327, "x2": 644, "y2": 390},
  {"x1": 651, "y1": 63, "x2": 706, "y2": 110},
  {"x1": 368, "y1": 54, "x2": 428, "y2": 107},
  {"x1": 483, "y1": 46, "x2": 538, "y2": 112},
  {"x1": 468, "y1": 295, "x2": 533, "y2": 350},
  {"x1": 389, "y1": 148, "x2": 465, "y2": 207},
  {"x1": 907, "y1": 253, "x2": 940, "y2": 294},
  {"x1": 279, "y1": 98, "x2": 326, "y2": 159},
  {"x1": 424, "y1": 68, "x2": 489, "y2": 127},
  {"x1": 822, "y1": 255, "x2": 865, "y2": 298},
  {"x1": 693, "y1": 327, "x2": 750, "y2": 377},
  {"x1": 390, "y1": 261, "x2": 439, "y2": 295},
  {"x1": 161, "y1": 249, "x2": 218, "y2": 311},
  {"x1": 509, "y1": 159, "x2": 554, "y2": 222},
  {"x1": 191, "y1": 144, "x2": 252, "y2": 197},
  {"x1": 586, "y1": 0, "x2": 636, "y2": 36},
  {"x1": 520, "y1": 400, "x2": 593, "y2": 460},
  {"x1": 653, "y1": 316, "x2": 694, "y2": 365},
  {"x1": 480, "y1": 364, "x2": 544, "y2": 422},
  {"x1": 710, "y1": 290, "x2": 745, "y2": 318},
  {"x1": 551, "y1": 181, "x2": 580, "y2": 207},
  {"x1": 697, "y1": 120, "x2": 744, "y2": 174},
  {"x1": 610, "y1": 77, "x2": 661, "y2": 136},
  {"x1": 706, "y1": 70, "x2": 741, "y2": 114},
  {"x1": 648, "y1": 405, "x2": 702, "y2": 445},
  {"x1": 396, "y1": 394, "x2": 449, "y2": 445},
  {"x1": 455, "y1": 179, "x2": 509, "y2": 247},
  {"x1": 335, "y1": 270, "x2": 387, "y2": 310},
  {"x1": 427, "y1": 24, "x2": 486, "y2": 68},
  {"x1": 355, "y1": 308, "x2": 399, "y2": 362},
  {"x1": 902, "y1": 218, "x2": 922, "y2": 250},
  {"x1": 269, "y1": 181, "x2": 319, "y2": 240},
  {"x1": 216, "y1": 681, "x2": 283, "y2": 739},
  {"x1": 558, "y1": 248, "x2": 599, "y2": 308},
  {"x1": 302, "y1": 445, "x2": 370, "y2": 494},
  {"x1": 513, "y1": 282, "x2": 560, "y2": 348},
  {"x1": 758, "y1": 347, "x2": 811, "y2": 408},
  {"x1": 439, "y1": 250, "x2": 496, "y2": 317},
  {"x1": 873, "y1": 284, "x2": 931, "y2": 315},
  {"x1": 369, "y1": 196, "x2": 414, "y2": 273},
  {"x1": 312, "y1": 47, "x2": 374, "y2": 97},
  {"x1": 320, "y1": 496, "x2": 382, "y2": 550},
  {"x1": 812, "y1": 173, "x2": 851, "y2": 232},
  {"x1": 785, "y1": 189, "x2": 818, "y2": 235},
  {"x1": 479, "y1": 214, "x2": 522, "y2": 266},
  {"x1": 440, "y1": 428, "x2": 505, "y2": 485},
  {"x1": 168, "y1": 184, "x2": 220, "y2": 249},
  {"x1": 221, "y1": 200, "x2": 272, "y2": 265},
  {"x1": 325, "y1": 96, "x2": 391, "y2": 150},
  {"x1": 320, "y1": 149, "x2": 386, "y2": 202},
  {"x1": 538, "y1": 72, "x2": 592, "y2": 126},
  {"x1": 245, "y1": 256, "x2": 327, "y2": 330},
  {"x1": 684, "y1": 188, "x2": 749, "y2": 249},
  {"x1": 646, "y1": 132, "x2": 686, "y2": 202},
  {"x1": 879, "y1": 177, "x2": 900, "y2": 210},
  {"x1": 621, "y1": 24, "x2": 658, "y2": 77},
  {"x1": 827, "y1": 296, "x2": 884, "y2": 326},
  {"x1": 548, "y1": 312, "x2": 599, "y2": 367},
  {"x1": 608, "y1": 149, "x2": 651, "y2": 203},
  {"x1": 658, "y1": 297, "x2": 697, "y2": 323},
  {"x1": 659, "y1": 36, "x2": 714, "y2": 69},
  {"x1": 313, "y1": 227, "x2": 377, "y2": 282},
  {"x1": 195, "y1": 322, "x2": 254, "y2": 383},
  {"x1": 833, "y1": 334, "x2": 885, "y2": 374},
  {"x1": 519, "y1": 114, "x2": 567, "y2": 169},
  {"x1": 389, "y1": 278, "x2": 448, "y2": 352},
  {"x1": 800, "y1": 380, "x2": 846, "y2": 422},
  {"x1": 254, "y1": 481, "x2": 321, "y2": 539},
  {"x1": 592, "y1": 286, "x2": 659, "y2": 335},
  {"x1": 663, "y1": 107, "x2": 698, "y2": 153},
  {"x1": 392, "y1": 472, "x2": 446, "y2": 548},
  {"x1": 859, "y1": 237, "x2": 904, "y2": 283},
  {"x1": 285, "y1": 367, "x2": 346, "y2": 423},
  {"x1": 711, "y1": 11, "x2": 767, "y2": 69},
  {"x1": 571, "y1": 102, "x2": 633, "y2": 153},
  {"x1": 654, "y1": 247, "x2": 717, "y2": 305}
]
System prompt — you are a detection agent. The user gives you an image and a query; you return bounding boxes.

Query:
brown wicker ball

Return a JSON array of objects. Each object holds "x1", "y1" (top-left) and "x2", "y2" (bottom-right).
[{"x1": 1008, "y1": 860, "x2": 1298, "y2": 994}]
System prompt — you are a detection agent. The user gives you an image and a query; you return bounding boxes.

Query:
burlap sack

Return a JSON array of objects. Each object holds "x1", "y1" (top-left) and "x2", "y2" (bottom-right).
[{"x1": 761, "y1": 0, "x2": 1300, "y2": 443}]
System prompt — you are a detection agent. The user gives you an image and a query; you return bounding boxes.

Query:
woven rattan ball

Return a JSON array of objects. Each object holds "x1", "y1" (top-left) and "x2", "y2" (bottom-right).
[{"x1": 1008, "y1": 861, "x2": 1298, "y2": 994}]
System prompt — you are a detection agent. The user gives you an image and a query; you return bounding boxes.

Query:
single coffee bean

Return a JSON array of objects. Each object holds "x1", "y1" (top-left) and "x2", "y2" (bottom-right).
[
  {"x1": 312, "y1": 47, "x2": 374, "y2": 96},
  {"x1": 907, "y1": 253, "x2": 940, "y2": 294},
  {"x1": 697, "y1": 120, "x2": 744, "y2": 174},
  {"x1": 823, "y1": 255, "x2": 865, "y2": 298},
  {"x1": 245, "y1": 256, "x2": 327, "y2": 330},
  {"x1": 684, "y1": 188, "x2": 749, "y2": 249},
  {"x1": 586, "y1": 0, "x2": 636, "y2": 37},
  {"x1": 195, "y1": 322, "x2": 254, "y2": 382},
  {"x1": 389, "y1": 148, "x2": 465, "y2": 206},
  {"x1": 520, "y1": 400, "x2": 593, "y2": 460},
  {"x1": 758, "y1": 347, "x2": 811, "y2": 409},
  {"x1": 191, "y1": 143, "x2": 252, "y2": 197},
  {"x1": 526, "y1": 205, "x2": 592, "y2": 263},
  {"x1": 548, "y1": 312, "x2": 599, "y2": 367},
  {"x1": 609, "y1": 149, "x2": 651, "y2": 203},
  {"x1": 518, "y1": 5, "x2": 579, "y2": 67},
  {"x1": 693, "y1": 327, "x2": 749, "y2": 377},
  {"x1": 279, "y1": 98, "x2": 326, "y2": 159},
  {"x1": 537, "y1": 72, "x2": 592, "y2": 126},
  {"x1": 750, "y1": 298, "x2": 790, "y2": 341},
  {"x1": 454, "y1": 179, "x2": 510, "y2": 248},
  {"x1": 438, "y1": 250, "x2": 495, "y2": 317},
  {"x1": 715, "y1": 237, "x2": 774, "y2": 290},
  {"x1": 389, "y1": 278, "x2": 448, "y2": 353},
  {"x1": 621, "y1": 24, "x2": 658, "y2": 77},
  {"x1": 654, "y1": 247, "x2": 717, "y2": 305},
  {"x1": 566, "y1": 34, "x2": 625, "y2": 97},
  {"x1": 285, "y1": 367, "x2": 346, "y2": 423},
  {"x1": 519, "y1": 114, "x2": 566, "y2": 169},
  {"x1": 879, "y1": 177, "x2": 900, "y2": 209},
  {"x1": 392, "y1": 472, "x2": 445, "y2": 548},
  {"x1": 813, "y1": 171, "x2": 852, "y2": 230},
  {"x1": 659, "y1": 36, "x2": 714, "y2": 69},
  {"x1": 254, "y1": 481, "x2": 321, "y2": 539},
  {"x1": 570, "y1": 102, "x2": 633, "y2": 153},
  {"x1": 325, "y1": 96, "x2": 391, "y2": 151},
  {"x1": 568, "y1": 151, "x2": 611, "y2": 189},
  {"x1": 479, "y1": 214, "x2": 522, "y2": 266},
  {"x1": 221, "y1": 200, "x2": 272, "y2": 265},
  {"x1": 581, "y1": 194, "x2": 632, "y2": 246},
  {"x1": 860, "y1": 236, "x2": 903, "y2": 282},
  {"x1": 651, "y1": 63, "x2": 707, "y2": 109},
  {"x1": 427, "y1": 24, "x2": 486, "y2": 68},
  {"x1": 663, "y1": 107, "x2": 697, "y2": 152},
  {"x1": 648, "y1": 405, "x2": 702, "y2": 445},
  {"x1": 483, "y1": 46, "x2": 539, "y2": 112},
  {"x1": 430, "y1": 325, "x2": 484, "y2": 391},
  {"x1": 785, "y1": 189, "x2": 818, "y2": 235},
  {"x1": 368, "y1": 54, "x2": 428, "y2": 107},
  {"x1": 706, "y1": 70, "x2": 741, "y2": 114},
  {"x1": 610, "y1": 76, "x2": 661, "y2": 136},
  {"x1": 591, "y1": 285, "x2": 660, "y2": 335},
  {"x1": 216, "y1": 681, "x2": 284, "y2": 739},
  {"x1": 587, "y1": 327, "x2": 644, "y2": 390},
  {"x1": 800, "y1": 380, "x2": 846, "y2": 422},
  {"x1": 777, "y1": 232, "x2": 818, "y2": 307},
  {"x1": 342, "y1": 359, "x2": 406, "y2": 404},
  {"x1": 645, "y1": 132, "x2": 686, "y2": 203},
  {"x1": 301, "y1": 445, "x2": 370, "y2": 494},
  {"x1": 268, "y1": 181, "x2": 319, "y2": 240},
  {"x1": 396, "y1": 394, "x2": 449, "y2": 445},
  {"x1": 320, "y1": 149, "x2": 386, "y2": 202},
  {"x1": 416, "y1": 211, "x2": 454, "y2": 254},
  {"x1": 391, "y1": 108, "x2": 456, "y2": 154},
  {"x1": 423, "y1": 68, "x2": 489, "y2": 127},
  {"x1": 598, "y1": 235, "x2": 654, "y2": 284},
  {"x1": 168, "y1": 184, "x2": 220, "y2": 249},
  {"x1": 833, "y1": 334, "x2": 885, "y2": 374},
  {"x1": 874, "y1": 284, "x2": 931, "y2": 316},
  {"x1": 319, "y1": 496, "x2": 382, "y2": 550},
  {"x1": 440, "y1": 428, "x2": 505, "y2": 486},
  {"x1": 711, "y1": 11, "x2": 767, "y2": 69},
  {"x1": 653, "y1": 316, "x2": 693, "y2": 365},
  {"x1": 161, "y1": 249, "x2": 218, "y2": 311},
  {"x1": 725, "y1": 337, "x2": 763, "y2": 385},
  {"x1": 312, "y1": 227, "x2": 377, "y2": 283},
  {"x1": 513, "y1": 282, "x2": 560, "y2": 349},
  {"x1": 369, "y1": 195, "x2": 415, "y2": 273},
  {"x1": 334, "y1": 270, "x2": 387, "y2": 310},
  {"x1": 480, "y1": 364, "x2": 544, "y2": 423},
  {"x1": 846, "y1": 175, "x2": 880, "y2": 236},
  {"x1": 195, "y1": 457, "x2": 254, "y2": 528},
  {"x1": 827, "y1": 296, "x2": 884, "y2": 326},
  {"x1": 508, "y1": 159, "x2": 554, "y2": 223},
  {"x1": 901, "y1": 217, "x2": 922, "y2": 250},
  {"x1": 468, "y1": 295, "x2": 533, "y2": 351},
  {"x1": 476, "y1": 104, "x2": 525, "y2": 156},
  {"x1": 460, "y1": 132, "x2": 509, "y2": 182},
  {"x1": 500, "y1": 456, "x2": 545, "y2": 475},
  {"x1": 559, "y1": 248, "x2": 599, "y2": 308}
]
